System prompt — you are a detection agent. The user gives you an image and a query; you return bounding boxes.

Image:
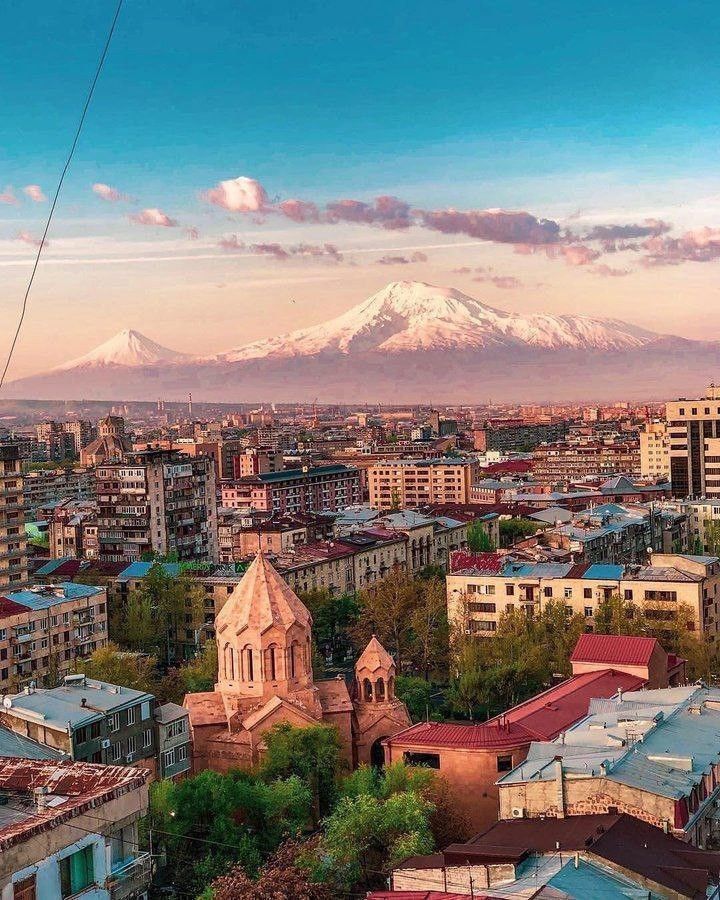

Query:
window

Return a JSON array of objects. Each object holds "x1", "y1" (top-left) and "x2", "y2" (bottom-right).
[
  {"x1": 497, "y1": 754, "x2": 513, "y2": 772},
  {"x1": 624, "y1": 589, "x2": 633, "y2": 600},
  {"x1": 178, "y1": 744, "x2": 188, "y2": 761},
  {"x1": 141, "y1": 700, "x2": 151, "y2": 720},
  {"x1": 60, "y1": 845, "x2": 95, "y2": 898},
  {"x1": 163, "y1": 748, "x2": 176, "y2": 769},
  {"x1": 143, "y1": 728, "x2": 152, "y2": 749},
  {"x1": 13, "y1": 875, "x2": 36, "y2": 900},
  {"x1": 126, "y1": 735, "x2": 137, "y2": 755},
  {"x1": 126, "y1": 706, "x2": 136, "y2": 726},
  {"x1": 108, "y1": 713, "x2": 119, "y2": 733},
  {"x1": 543, "y1": 587, "x2": 553, "y2": 597},
  {"x1": 505, "y1": 584, "x2": 514, "y2": 596},
  {"x1": 584, "y1": 588, "x2": 592, "y2": 599},
  {"x1": 403, "y1": 751, "x2": 440, "y2": 769},
  {"x1": 564, "y1": 587, "x2": 573, "y2": 599},
  {"x1": 584, "y1": 606, "x2": 594, "y2": 618}
]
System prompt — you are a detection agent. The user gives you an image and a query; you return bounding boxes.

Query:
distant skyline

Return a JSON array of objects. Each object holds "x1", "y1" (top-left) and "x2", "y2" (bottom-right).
[{"x1": 2, "y1": 0, "x2": 720, "y2": 379}]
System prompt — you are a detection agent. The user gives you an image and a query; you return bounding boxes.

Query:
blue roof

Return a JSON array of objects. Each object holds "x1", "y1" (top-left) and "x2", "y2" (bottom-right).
[
  {"x1": 34, "y1": 557, "x2": 73, "y2": 576},
  {"x1": 0, "y1": 727, "x2": 65, "y2": 761},
  {"x1": 5, "y1": 583, "x2": 103, "y2": 610},
  {"x1": 549, "y1": 858, "x2": 662, "y2": 899},
  {"x1": 119, "y1": 561, "x2": 181, "y2": 579},
  {"x1": 582, "y1": 564, "x2": 624, "y2": 581}
]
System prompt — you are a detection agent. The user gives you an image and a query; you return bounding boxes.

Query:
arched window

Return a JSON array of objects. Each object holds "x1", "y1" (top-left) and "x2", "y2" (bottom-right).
[
  {"x1": 375, "y1": 677, "x2": 385, "y2": 701},
  {"x1": 363, "y1": 678, "x2": 373, "y2": 701},
  {"x1": 246, "y1": 647, "x2": 255, "y2": 682},
  {"x1": 290, "y1": 641, "x2": 300, "y2": 679},
  {"x1": 224, "y1": 644, "x2": 234, "y2": 680},
  {"x1": 387, "y1": 676, "x2": 395, "y2": 700},
  {"x1": 265, "y1": 645, "x2": 277, "y2": 681}
]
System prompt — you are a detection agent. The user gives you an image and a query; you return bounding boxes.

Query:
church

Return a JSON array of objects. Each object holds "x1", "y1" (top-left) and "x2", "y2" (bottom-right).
[{"x1": 184, "y1": 551, "x2": 412, "y2": 772}]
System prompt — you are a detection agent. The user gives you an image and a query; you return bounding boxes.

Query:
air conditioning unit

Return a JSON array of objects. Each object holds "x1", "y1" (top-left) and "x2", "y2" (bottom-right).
[
  {"x1": 511, "y1": 807, "x2": 525, "y2": 819},
  {"x1": 101, "y1": 739, "x2": 111, "y2": 749},
  {"x1": 126, "y1": 752, "x2": 136, "y2": 763}
]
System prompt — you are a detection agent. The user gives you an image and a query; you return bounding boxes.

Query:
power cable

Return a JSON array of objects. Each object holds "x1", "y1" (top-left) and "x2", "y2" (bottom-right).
[{"x1": 0, "y1": 0, "x2": 124, "y2": 389}]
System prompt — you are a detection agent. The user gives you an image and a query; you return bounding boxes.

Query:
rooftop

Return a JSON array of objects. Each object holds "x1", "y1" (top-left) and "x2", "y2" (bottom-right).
[
  {"x1": 571, "y1": 633, "x2": 660, "y2": 667},
  {"x1": 0, "y1": 583, "x2": 103, "y2": 617}
]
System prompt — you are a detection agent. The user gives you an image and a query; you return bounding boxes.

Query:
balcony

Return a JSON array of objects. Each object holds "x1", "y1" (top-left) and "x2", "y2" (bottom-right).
[{"x1": 107, "y1": 851, "x2": 152, "y2": 900}]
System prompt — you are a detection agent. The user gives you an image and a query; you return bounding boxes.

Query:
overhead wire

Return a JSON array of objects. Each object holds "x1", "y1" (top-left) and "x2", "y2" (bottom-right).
[{"x1": 0, "y1": 0, "x2": 124, "y2": 389}]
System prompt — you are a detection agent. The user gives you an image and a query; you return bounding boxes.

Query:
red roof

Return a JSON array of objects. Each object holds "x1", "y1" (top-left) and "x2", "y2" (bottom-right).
[
  {"x1": 449, "y1": 551, "x2": 504, "y2": 575},
  {"x1": 571, "y1": 633, "x2": 659, "y2": 667},
  {"x1": 386, "y1": 668, "x2": 645, "y2": 751},
  {"x1": 0, "y1": 596, "x2": 31, "y2": 619},
  {"x1": 485, "y1": 460, "x2": 534, "y2": 475},
  {"x1": 368, "y1": 894, "x2": 487, "y2": 900}
]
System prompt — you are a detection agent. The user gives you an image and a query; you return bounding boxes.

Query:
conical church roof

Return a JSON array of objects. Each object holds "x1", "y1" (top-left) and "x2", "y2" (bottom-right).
[
  {"x1": 216, "y1": 551, "x2": 312, "y2": 636},
  {"x1": 355, "y1": 635, "x2": 395, "y2": 674}
]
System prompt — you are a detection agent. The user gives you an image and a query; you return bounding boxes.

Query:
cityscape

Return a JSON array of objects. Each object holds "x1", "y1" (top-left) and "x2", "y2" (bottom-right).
[{"x1": 2, "y1": 2, "x2": 720, "y2": 900}]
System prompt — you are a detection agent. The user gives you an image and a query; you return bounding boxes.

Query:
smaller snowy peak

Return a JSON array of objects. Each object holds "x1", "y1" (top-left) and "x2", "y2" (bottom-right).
[{"x1": 56, "y1": 329, "x2": 190, "y2": 370}]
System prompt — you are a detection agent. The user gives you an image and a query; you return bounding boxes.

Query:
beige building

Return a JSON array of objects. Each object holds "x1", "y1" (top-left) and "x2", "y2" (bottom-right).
[
  {"x1": 447, "y1": 552, "x2": 720, "y2": 638},
  {"x1": 368, "y1": 458, "x2": 478, "y2": 509},
  {"x1": 640, "y1": 421, "x2": 670, "y2": 480},
  {"x1": 0, "y1": 445, "x2": 27, "y2": 591},
  {"x1": 667, "y1": 384, "x2": 720, "y2": 498},
  {"x1": 685, "y1": 499, "x2": 720, "y2": 553},
  {"x1": 0, "y1": 582, "x2": 108, "y2": 692}
]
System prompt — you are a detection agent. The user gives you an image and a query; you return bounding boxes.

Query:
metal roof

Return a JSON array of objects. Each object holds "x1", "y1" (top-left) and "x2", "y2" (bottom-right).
[
  {"x1": 571, "y1": 634, "x2": 659, "y2": 667},
  {"x1": 118, "y1": 561, "x2": 181, "y2": 579}
]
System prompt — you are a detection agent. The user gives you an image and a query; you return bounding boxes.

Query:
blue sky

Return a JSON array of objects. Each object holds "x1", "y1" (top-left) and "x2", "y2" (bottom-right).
[{"x1": 1, "y1": 1, "x2": 719, "y2": 376}]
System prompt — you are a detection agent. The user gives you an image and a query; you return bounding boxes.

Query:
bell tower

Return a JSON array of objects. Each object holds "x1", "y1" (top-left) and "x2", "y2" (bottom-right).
[{"x1": 354, "y1": 635, "x2": 397, "y2": 706}]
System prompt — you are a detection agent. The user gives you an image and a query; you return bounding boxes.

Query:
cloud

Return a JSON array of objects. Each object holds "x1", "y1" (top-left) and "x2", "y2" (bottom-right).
[
  {"x1": 452, "y1": 266, "x2": 473, "y2": 274},
  {"x1": 473, "y1": 273, "x2": 522, "y2": 289},
  {"x1": 219, "y1": 236, "x2": 344, "y2": 262},
  {"x1": 278, "y1": 199, "x2": 320, "y2": 222},
  {"x1": 517, "y1": 243, "x2": 600, "y2": 266},
  {"x1": 642, "y1": 227, "x2": 720, "y2": 266},
  {"x1": 202, "y1": 176, "x2": 268, "y2": 212},
  {"x1": 249, "y1": 242, "x2": 290, "y2": 260},
  {"x1": 23, "y1": 184, "x2": 47, "y2": 203},
  {"x1": 376, "y1": 251, "x2": 427, "y2": 265},
  {"x1": 582, "y1": 219, "x2": 671, "y2": 241},
  {"x1": 418, "y1": 208, "x2": 561, "y2": 245},
  {"x1": 218, "y1": 234, "x2": 245, "y2": 251},
  {"x1": 592, "y1": 264, "x2": 632, "y2": 277},
  {"x1": 291, "y1": 242, "x2": 344, "y2": 262},
  {"x1": 15, "y1": 230, "x2": 44, "y2": 248},
  {"x1": 185, "y1": 226, "x2": 200, "y2": 241},
  {"x1": 92, "y1": 182, "x2": 129, "y2": 203},
  {"x1": 129, "y1": 208, "x2": 177, "y2": 227},
  {"x1": 0, "y1": 187, "x2": 18, "y2": 205},
  {"x1": 326, "y1": 195, "x2": 412, "y2": 229}
]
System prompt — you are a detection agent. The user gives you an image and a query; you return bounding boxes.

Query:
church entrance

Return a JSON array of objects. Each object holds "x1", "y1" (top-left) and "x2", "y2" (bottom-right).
[{"x1": 371, "y1": 737, "x2": 387, "y2": 768}]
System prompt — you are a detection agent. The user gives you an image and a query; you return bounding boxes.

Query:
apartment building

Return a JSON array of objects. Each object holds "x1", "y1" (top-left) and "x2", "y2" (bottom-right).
[
  {"x1": 532, "y1": 441, "x2": 640, "y2": 483},
  {"x1": 36, "y1": 420, "x2": 94, "y2": 460},
  {"x1": 22, "y1": 467, "x2": 95, "y2": 516},
  {"x1": 667, "y1": 386, "x2": 720, "y2": 498},
  {"x1": 640, "y1": 420, "x2": 670, "y2": 479},
  {"x1": 473, "y1": 419, "x2": 568, "y2": 452},
  {"x1": 496, "y1": 683, "x2": 720, "y2": 848},
  {"x1": 48, "y1": 499, "x2": 98, "y2": 559},
  {"x1": 367, "y1": 458, "x2": 478, "y2": 509},
  {"x1": 0, "y1": 446, "x2": 27, "y2": 591},
  {"x1": 233, "y1": 446, "x2": 284, "y2": 478},
  {"x1": 447, "y1": 551, "x2": 720, "y2": 637},
  {"x1": 96, "y1": 449, "x2": 218, "y2": 564},
  {"x1": 0, "y1": 758, "x2": 151, "y2": 900},
  {"x1": 685, "y1": 498, "x2": 720, "y2": 553},
  {"x1": 222, "y1": 464, "x2": 362, "y2": 515},
  {"x1": 0, "y1": 583, "x2": 108, "y2": 692}
]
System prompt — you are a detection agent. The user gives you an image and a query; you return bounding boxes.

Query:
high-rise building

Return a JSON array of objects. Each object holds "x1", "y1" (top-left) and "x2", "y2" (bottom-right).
[
  {"x1": 95, "y1": 450, "x2": 218, "y2": 563},
  {"x1": 639, "y1": 421, "x2": 670, "y2": 480},
  {"x1": 667, "y1": 385, "x2": 720, "y2": 498},
  {"x1": 367, "y1": 458, "x2": 478, "y2": 509},
  {"x1": 0, "y1": 445, "x2": 28, "y2": 589}
]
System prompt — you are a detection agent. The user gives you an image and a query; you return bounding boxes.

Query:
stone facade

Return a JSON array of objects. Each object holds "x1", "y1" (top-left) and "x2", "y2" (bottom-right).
[{"x1": 184, "y1": 552, "x2": 411, "y2": 773}]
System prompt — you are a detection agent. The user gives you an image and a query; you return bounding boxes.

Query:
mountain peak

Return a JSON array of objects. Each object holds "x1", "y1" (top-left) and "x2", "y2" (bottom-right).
[
  {"x1": 216, "y1": 280, "x2": 659, "y2": 362},
  {"x1": 56, "y1": 329, "x2": 189, "y2": 370}
]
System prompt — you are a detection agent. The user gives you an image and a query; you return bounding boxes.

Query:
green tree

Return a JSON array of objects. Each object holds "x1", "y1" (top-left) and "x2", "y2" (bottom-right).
[
  {"x1": 499, "y1": 518, "x2": 540, "y2": 548},
  {"x1": 395, "y1": 675, "x2": 436, "y2": 722},
  {"x1": 76, "y1": 642, "x2": 161, "y2": 695},
  {"x1": 301, "y1": 589, "x2": 360, "y2": 669},
  {"x1": 467, "y1": 521, "x2": 495, "y2": 552},
  {"x1": 594, "y1": 594, "x2": 647, "y2": 636},
  {"x1": 704, "y1": 520, "x2": 720, "y2": 555},
  {"x1": 260, "y1": 722, "x2": 345, "y2": 820}
]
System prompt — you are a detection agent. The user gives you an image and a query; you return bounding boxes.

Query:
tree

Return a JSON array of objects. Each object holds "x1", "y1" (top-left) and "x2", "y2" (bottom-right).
[
  {"x1": 407, "y1": 577, "x2": 449, "y2": 679},
  {"x1": 76, "y1": 643, "x2": 162, "y2": 695},
  {"x1": 206, "y1": 839, "x2": 332, "y2": 900},
  {"x1": 594, "y1": 594, "x2": 647, "y2": 636},
  {"x1": 260, "y1": 723, "x2": 345, "y2": 820},
  {"x1": 315, "y1": 789, "x2": 435, "y2": 891},
  {"x1": 499, "y1": 518, "x2": 540, "y2": 548},
  {"x1": 300, "y1": 589, "x2": 360, "y2": 670},
  {"x1": 704, "y1": 520, "x2": 720, "y2": 555},
  {"x1": 467, "y1": 521, "x2": 495, "y2": 552},
  {"x1": 395, "y1": 675, "x2": 436, "y2": 722},
  {"x1": 147, "y1": 769, "x2": 313, "y2": 897}
]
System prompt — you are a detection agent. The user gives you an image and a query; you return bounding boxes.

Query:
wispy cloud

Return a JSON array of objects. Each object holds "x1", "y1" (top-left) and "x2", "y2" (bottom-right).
[
  {"x1": 376, "y1": 251, "x2": 427, "y2": 265},
  {"x1": 641, "y1": 227, "x2": 720, "y2": 266},
  {"x1": 23, "y1": 184, "x2": 47, "y2": 203},
  {"x1": 92, "y1": 182, "x2": 130, "y2": 203},
  {"x1": 15, "y1": 230, "x2": 44, "y2": 248},
  {"x1": 129, "y1": 208, "x2": 178, "y2": 227},
  {"x1": 0, "y1": 187, "x2": 18, "y2": 205}
]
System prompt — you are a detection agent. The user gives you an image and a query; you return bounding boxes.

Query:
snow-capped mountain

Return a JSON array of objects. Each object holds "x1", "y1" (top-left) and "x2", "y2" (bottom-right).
[
  {"x1": 4, "y1": 281, "x2": 718, "y2": 402},
  {"x1": 56, "y1": 329, "x2": 190, "y2": 370},
  {"x1": 214, "y1": 281, "x2": 660, "y2": 361}
]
